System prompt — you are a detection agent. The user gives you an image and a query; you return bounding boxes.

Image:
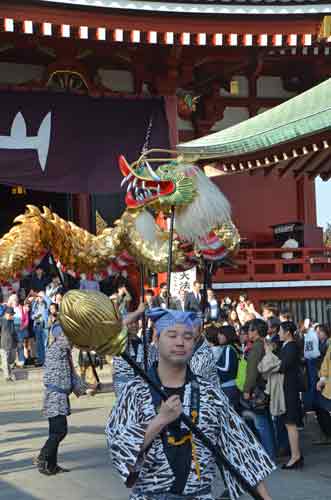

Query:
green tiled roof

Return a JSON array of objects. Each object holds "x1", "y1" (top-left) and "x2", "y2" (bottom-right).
[{"x1": 177, "y1": 78, "x2": 331, "y2": 161}]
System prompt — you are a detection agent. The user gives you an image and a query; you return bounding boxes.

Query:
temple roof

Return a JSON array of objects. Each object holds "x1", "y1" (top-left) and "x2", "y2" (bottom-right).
[
  {"x1": 2, "y1": 1, "x2": 325, "y2": 49},
  {"x1": 37, "y1": 0, "x2": 331, "y2": 15},
  {"x1": 177, "y1": 78, "x2": 331, "y2": 180}
]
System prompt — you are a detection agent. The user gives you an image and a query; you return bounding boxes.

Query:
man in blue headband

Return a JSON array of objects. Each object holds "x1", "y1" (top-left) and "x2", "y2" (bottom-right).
[{"x1": 106, "y1": 307, "x2": 274, "y2": 500}]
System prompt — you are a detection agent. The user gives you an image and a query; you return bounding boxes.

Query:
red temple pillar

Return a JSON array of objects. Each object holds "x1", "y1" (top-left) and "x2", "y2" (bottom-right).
[
  {"x1": 72, "y1": 193, "x2": 91, "y2": 231},
  {"x1": 296, "y1": 177, "x2": 317, "y2": 225}
]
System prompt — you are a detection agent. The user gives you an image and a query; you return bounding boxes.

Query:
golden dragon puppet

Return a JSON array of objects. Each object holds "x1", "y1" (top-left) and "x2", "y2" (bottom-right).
[{"x1": 0, "y1": 151, "x2": 239, "y2": 282}]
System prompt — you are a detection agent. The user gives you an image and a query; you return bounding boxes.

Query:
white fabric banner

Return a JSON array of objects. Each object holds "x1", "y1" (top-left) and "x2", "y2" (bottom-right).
[{"x1": 170, "y1": 268, "x2": 196, "y2": 298}]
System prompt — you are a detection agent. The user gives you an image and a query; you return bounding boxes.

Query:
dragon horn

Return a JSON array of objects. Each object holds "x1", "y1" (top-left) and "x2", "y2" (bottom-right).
[{"x1": 119, "y1": 155, "x2": 130, "y2": 176}]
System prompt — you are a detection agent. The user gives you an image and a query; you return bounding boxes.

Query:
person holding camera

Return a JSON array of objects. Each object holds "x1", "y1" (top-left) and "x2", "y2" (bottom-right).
[{"x1": 114, "y1": 282, "x2": 132, "y2": 317}]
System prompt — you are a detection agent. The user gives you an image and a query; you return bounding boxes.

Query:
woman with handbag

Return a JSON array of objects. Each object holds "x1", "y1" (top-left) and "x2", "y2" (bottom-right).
[{"x1": 279, "y1": 321, "x2": 304, "y2": 470}]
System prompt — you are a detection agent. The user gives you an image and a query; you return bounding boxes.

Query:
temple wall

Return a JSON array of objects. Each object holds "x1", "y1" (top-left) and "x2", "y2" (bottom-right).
[
  {"x1": 212, "y1": 107, "x2": 250, "y2": 131},
  {"x1": 214, "y1": 170, "x2": 302, "y2": 242},
  {"x1": 0, "y1": 62, "x2": 44, "y2": 83},
  {"x1": 256, "y1": 76, "x2": 297, "y2": 98},
  {"x1": 97, "y1": 69, "x2": 134, "y2": 92}
]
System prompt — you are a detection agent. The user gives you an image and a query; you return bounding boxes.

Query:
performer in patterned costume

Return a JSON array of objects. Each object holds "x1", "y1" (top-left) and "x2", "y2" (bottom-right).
[
  {"x1": 106, "y1": 308, "x2": 275, "y2": 500},
  {"x1": 112, "y1": 336, "x2": 145, "y2": 398},
  {"x1": 190, "y1": 321, "x2": 219, "y2": 388},
  {"x1": 112, "y1": 323, "x2": 155, "y2": 398},
  {"x1": 34, "y1": 321, "x2": 86, "y2": 475}
]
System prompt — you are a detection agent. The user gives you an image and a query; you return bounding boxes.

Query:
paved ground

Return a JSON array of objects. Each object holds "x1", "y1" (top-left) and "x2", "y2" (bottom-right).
[{"x1": 1, "y1": 389, "x2": 331, "y2": 500}]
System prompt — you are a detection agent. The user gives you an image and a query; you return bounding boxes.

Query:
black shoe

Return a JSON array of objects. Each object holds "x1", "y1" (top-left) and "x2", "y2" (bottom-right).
[
  {"x1": 37, "y1": 457, "x2": 57, "y2": 476},
  {"x1": 39, "y1": 467, "x2": 57, "y2": 476},
  {"x1": 281, "y1": 456, "x2": 304, "y2": 470},
  {"x1": 54, "y1": 465, "x2": 70, "y2": 473}
]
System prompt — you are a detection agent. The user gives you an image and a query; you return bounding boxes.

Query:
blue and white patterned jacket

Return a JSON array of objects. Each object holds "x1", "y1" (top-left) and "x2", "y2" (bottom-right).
[{"x1": 43, "y1": 333, "x2": 86, "y2": 418}]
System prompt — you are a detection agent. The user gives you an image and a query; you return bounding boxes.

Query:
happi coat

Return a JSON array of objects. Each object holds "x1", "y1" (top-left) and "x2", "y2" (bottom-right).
[
  {"x1": 112, "y1": 337, "x2": 157, "y2": 398},
  {"x1": 190, "y1": 337, "x2": 219, "y2": 388},
  {"x1": 43, "y1": 334, "x2": 86, "y2": 418},
  {"x1": 106, "y1": 373, "x2": 275, "y2": 500}
]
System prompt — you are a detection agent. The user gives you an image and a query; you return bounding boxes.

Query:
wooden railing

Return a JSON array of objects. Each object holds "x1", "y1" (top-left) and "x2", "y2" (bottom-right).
[{"x1": 215, "y1": 247, "x2": 331, "y2": 283}]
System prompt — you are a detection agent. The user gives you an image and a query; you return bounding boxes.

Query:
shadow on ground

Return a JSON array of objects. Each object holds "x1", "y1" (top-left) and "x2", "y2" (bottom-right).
[
  {"x1": 0, "y1": 406, "x2": 103, "y2": 426},
  {"x1": 0, "y1": 445, "x2": 109, "y2": 475},
  {"x1": 0, "y1": 479, "x2": 41, "y2": 499},
  {"x1": 1, "y1": 424, "x2": 107, "y2": 449}
]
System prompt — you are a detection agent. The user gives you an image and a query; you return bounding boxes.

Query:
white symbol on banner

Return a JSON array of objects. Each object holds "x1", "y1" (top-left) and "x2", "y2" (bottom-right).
[{"x1": 0, "y1": 111, "x2": 52, "y2": 171}]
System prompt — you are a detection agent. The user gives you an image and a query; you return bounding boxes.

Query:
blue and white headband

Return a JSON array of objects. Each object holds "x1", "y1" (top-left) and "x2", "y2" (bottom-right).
[{"x1": 146, "y1": 307, "x2": 200, "y2": 336}]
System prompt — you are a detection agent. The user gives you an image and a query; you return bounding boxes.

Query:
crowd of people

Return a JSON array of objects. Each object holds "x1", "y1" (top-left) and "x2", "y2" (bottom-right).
[
  {"x1": 1, "y1": 270, "x2": 331, "y2": 498},
  {"x1": 0, "y1": 264, "x2": 132, "y2": 386}
]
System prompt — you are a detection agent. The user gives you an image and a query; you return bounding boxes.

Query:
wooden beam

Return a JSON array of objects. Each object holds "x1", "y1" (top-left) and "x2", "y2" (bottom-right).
[
  {"x1": 294, "y1": 151, "x2": 321, "y2": 180},
  {"x1": 293, "y1": 151, "x2": 320, "y2": 179},
  {"x1": 278, "y1": 158, "x2": 298, "y2": 178},
  {"x1": 264, "y1": 164, "x2": 277, "y2": 176},
  {"x1": 308, "y1": 149, "x2": 331, "y2": 180}
]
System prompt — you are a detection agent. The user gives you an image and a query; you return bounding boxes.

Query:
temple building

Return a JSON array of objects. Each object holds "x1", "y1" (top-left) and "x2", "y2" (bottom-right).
[{"x1": 1, "y1": 0, "x2": 331, "y2": 320}]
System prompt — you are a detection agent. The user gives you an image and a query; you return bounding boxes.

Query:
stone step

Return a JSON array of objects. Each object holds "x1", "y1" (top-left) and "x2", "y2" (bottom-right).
[{"x1": 0, "y1": 365, "x2": 113, "y2": 404}]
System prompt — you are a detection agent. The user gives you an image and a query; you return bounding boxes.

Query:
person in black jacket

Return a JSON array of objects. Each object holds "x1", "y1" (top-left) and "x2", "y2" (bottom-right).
[
  {"x1": 184, "y1": 280, "x2": 202, "y2": 314},
  {"x1": 279, "y1": 321, "x2": 304, "y2": 470},
  {"x1": 29, "y1": 266, "x2": 51, "y2": 293},
  {"x1": 152, "y1": 282, "x2": 179, "y2": 310},
  {"x1": 0, "y1": 307, "x2": 17, "y2": 381}
]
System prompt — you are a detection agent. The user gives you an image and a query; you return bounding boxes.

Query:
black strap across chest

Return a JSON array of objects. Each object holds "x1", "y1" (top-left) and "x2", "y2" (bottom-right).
[{"x1": 147, "y1": 364, "x2": 200, "y2": 494}]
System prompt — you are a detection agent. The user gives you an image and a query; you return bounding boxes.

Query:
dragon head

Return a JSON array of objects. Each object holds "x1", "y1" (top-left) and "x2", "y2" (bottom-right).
[
  {"x1": 119, "y1": 152, "x2": 233, "y2": 247},
  {"x1": 119, "y1": 154, "x2": 197, "y2": 211}
]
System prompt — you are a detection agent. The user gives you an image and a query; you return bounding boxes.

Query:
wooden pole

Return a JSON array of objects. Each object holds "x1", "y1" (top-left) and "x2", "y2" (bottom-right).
[
  {"x1": 166, "y1": 206, "x2": 176, "y2": 308},
  {"x1": 139, "y1": 264, "x2": 148, "y2": 371}
]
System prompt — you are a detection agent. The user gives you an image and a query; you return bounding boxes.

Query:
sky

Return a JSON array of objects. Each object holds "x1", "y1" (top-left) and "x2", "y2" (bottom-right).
[{"x1": 316, "y1": 178, "x2": 331, "y2": 228}]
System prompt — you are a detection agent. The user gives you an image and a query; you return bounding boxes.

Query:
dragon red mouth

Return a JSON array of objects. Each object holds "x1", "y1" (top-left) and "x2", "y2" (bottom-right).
[{"x1": 119, "y1": 155, "x2": 175, "y2": 208}]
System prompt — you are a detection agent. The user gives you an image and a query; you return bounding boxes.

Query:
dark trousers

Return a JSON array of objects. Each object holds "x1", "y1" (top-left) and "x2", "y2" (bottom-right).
[
  {"x1": 222, "y1": 386, "x2": 241, "y2": 412},
  {"x1": 40, "y1": 415, "x2": 68, "y2": 469},
  {"x1": 316, "y1": 408, "x2": 331, "y2": 438}
]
